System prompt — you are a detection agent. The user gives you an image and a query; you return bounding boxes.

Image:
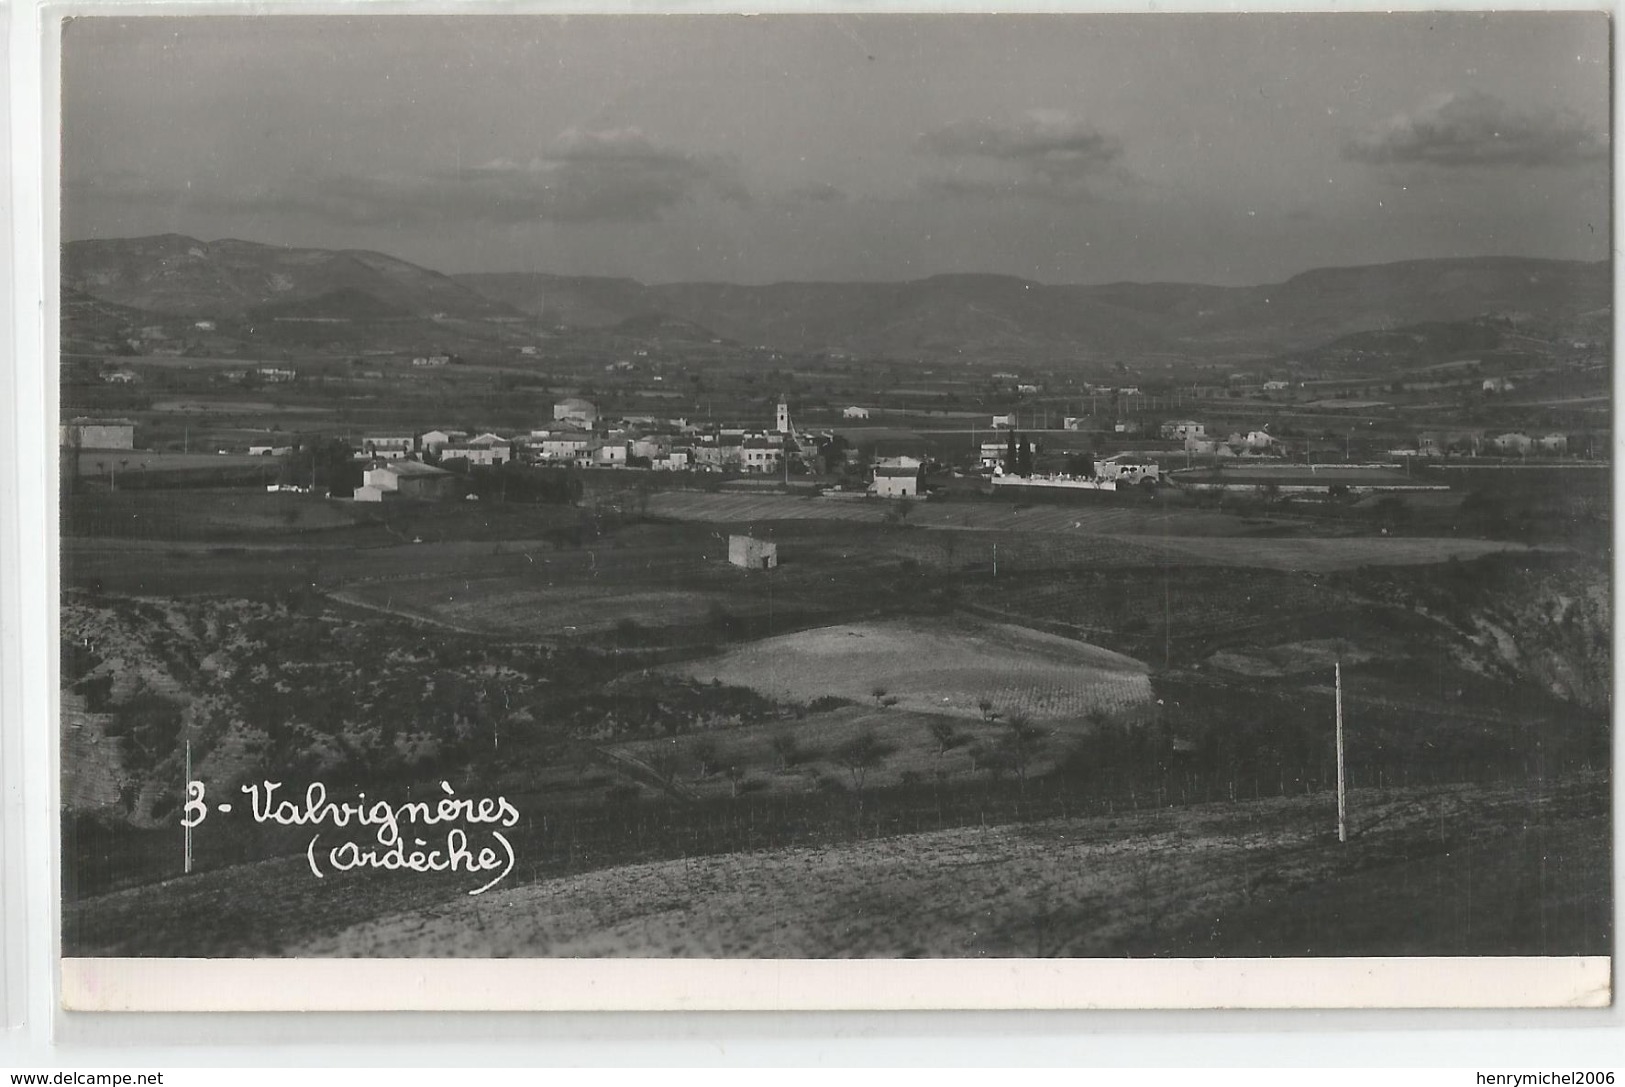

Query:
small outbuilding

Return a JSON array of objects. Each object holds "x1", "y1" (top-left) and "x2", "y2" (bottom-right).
[{"x1": 728, "y1": 534, "x2": 778, "y2": 570}]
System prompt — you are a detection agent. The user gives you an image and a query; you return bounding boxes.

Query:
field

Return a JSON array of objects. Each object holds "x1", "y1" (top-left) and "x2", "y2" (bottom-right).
[
  {"x1": 275, "y1": 774, "x2": 1609, "y2": 958},
  {"x1": 70, "y1": 450, "x2": 278, "y2": 476},
  {"x1": 668, "y1": 617, "x2": 1153, "y2": 722},
  {"x1": 644, "y1": 491, "x2": 1541, "y2": 571}
]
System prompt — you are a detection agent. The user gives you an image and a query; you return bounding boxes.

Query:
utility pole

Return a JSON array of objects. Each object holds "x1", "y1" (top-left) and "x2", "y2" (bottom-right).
[
  {"x1": 184, "y1": 740, "x2": 194, "y2": 875},
  {"x1": 1335, "y1": 661, "x2": 1347, "y2": 844}
]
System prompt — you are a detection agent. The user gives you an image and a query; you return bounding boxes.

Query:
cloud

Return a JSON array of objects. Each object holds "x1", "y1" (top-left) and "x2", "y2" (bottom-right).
[
  {"x1": 1344, "y1": 91, "x2": 1606, "y2": 169},
  {"x1": 917, "y1": 109, "x2": 1125, "y2": 201},
  {"x1": 73, "y1": 127, "x2": 750, "y2": 226}
]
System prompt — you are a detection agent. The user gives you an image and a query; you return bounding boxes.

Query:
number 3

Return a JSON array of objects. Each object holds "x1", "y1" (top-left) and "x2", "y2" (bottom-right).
[{"x1": 182, "y1": 780, "x2": 207, "y2": 828}]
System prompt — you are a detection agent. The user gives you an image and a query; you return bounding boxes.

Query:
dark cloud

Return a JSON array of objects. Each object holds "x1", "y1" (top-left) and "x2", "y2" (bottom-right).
[
  {"x1": 917, "y1": 110, "x2": 1124, "y2": 201},
  {"x1": 1344, "y1": 91, "x2": 1606, "y2": 168},
  {"x1": 73, "y1": 128, "x2": 749, "y2": 226}
]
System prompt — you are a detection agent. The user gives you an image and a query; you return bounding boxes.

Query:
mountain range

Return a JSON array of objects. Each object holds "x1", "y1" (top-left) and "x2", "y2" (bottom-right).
[{"x1": 64, "y1": 234, "x2": 1611, "y2": 361}]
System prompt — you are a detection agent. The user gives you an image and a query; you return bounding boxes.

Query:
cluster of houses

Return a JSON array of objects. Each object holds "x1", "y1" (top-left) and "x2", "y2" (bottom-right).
[
  {"x1": 1158, "y1": 420, "x2": 1284, "y2": 456},
  {"x1": 1399, "y1": 430, "x2": 1572, "y2": 457},
  {"x1": 337, "y1": 396, "x2": 946, "y2": 503}
]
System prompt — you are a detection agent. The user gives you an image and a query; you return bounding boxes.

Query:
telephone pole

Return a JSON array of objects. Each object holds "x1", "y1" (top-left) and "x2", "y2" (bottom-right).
[{"x1": 1335, "y1": 661, "x2": 1347, "y2": 843}]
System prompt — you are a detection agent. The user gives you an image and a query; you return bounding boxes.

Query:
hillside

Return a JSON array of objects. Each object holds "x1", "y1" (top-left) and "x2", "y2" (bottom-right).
[
  {"x1": 63, "y1": 235, "x2": 519, "y2": 321},
  {"x1": 459, "y1": 256, "x2": 1610, "y2": 361},
  {"x1": 65, "y1": 235, "x2": 1610, "y2": 361}
]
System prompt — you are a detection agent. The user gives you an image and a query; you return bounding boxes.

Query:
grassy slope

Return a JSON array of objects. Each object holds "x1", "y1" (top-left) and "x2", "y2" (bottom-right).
[
  {"x1": 65, "y1": 774, "x2": 1605, "y2": 958},
  {"x1": 289, "y1": 774, "x2": 1607, "y2": 958}
]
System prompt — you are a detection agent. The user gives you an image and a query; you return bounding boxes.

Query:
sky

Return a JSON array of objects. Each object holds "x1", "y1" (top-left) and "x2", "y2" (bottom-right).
[{"x1": 61, "y1": 12, "x2": 1611, "y2": 287}]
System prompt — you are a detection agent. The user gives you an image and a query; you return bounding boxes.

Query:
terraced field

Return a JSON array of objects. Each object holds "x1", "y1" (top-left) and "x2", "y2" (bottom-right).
[{"x1": 668, "y1": 617, "x2": 1153, "y2": 722}]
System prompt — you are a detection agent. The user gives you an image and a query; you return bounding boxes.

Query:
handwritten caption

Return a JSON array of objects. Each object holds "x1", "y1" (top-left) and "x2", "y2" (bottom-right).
[{"x1": 182, "y1": 780, "x2": 520, "y2": 895}]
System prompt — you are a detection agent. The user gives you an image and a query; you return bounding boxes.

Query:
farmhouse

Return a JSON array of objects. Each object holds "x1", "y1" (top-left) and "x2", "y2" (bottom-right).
[
  {"x1": 728, "y1": 535, "x2": 778, "y2": 570},
  {"x1": 1161, "y1": 420, "x2": 1207, "y2": 441},
  {"x1": 539, "y1": 434, "x2": 594, "y2": 462},
  {"x1": 1482, "y1": 377, "x2": 1516, "y2": 393},
  {"x1": 361, "y1": 435, "x2": 415, "y2": 459},
  {"x1": 742, "y1": 437, "x2": 784, "y2": 473},
  {"x1": 1016, "y1": 383, "x2": 1041, "y2": 395},
  {"x1": 412, "y1": 355, "x2": 451, "y2": 368},
  {"x1": 1537, "y1": 433, "x2": 1569, "y2": 454},
  {"x1": 871, "y1": 464, "x2": 922, "y2": 498},
  {"x1": 419, "y1": 430, "x2": 468, "y2": 453},
  {"x1": 1097, "y1": 455, "x2": 1161, "y2": 485},
  {"x1": 101, "y1": 369, "x2": 139, "y2": 384},
  {"x1": 591, "y1": 441, "x2": 628, "y2": 467},
  {"x1": 554, "y1": 397, "x2": 599, "y2": 425},
  {"x1": 1263, "y1": 380, "x2": 1291, "y2": 391},
  {"x1": 979, "y1": 441, "x2": 1009, "y2": 469},
  {"x1": 256, "y1": 367, "x2": 297, "y2": 383},
  {"x1": 1491, "y1": 431, "x2": 1534, "y2": 454},
  {"x1": 60, "y1": 418, "x2": 135, "y2": 450},
  {"x1": 442, "y1": 442, "x2": 511, "y2": 467},
  {"x1": 843, "y1": 406, "x2": 870, "y2": 419},
  {"x1": 992, "y1": 414, "x2": 1016, "y2": 429},
  {"x1": 354, "y1": 460, "x2": 459, "y2": 502},
  {"x1": 652, "y1": 449, "x2": 692, "y2": 471}
]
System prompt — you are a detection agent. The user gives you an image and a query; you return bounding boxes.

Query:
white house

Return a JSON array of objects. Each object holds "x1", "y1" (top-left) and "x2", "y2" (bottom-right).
[
  {"x1": 1263, "y1": 380, "x2": 1291, "y2": 391},
  {"x1": 653, "y1": 449, "x2": 692, "y2": 471},
  {"x1": 540, "y1": 435, "x2": 594, "y2": 461},
  {"x1": 871, "y1": 465, "x2": 922, "y2": 498},
  {"x1": 442, "y1": 442, "x2": 511, "y2": 467},
  {"x1": 1097, "y1": 455, "x2": 1160, "y2": 485},
  {"x1": 843, "y1": 406, "x2": 871, "y2": 420},
  {"x1": 355, "y1": 460, "x2": 458, "y2": 502},
  {"x1": 1161, "y1": 420, "x2": 1207, "y2": 441},
  {"x1": 728, "y1": 535, "x2": 778, "y2": 570},
  {"x1": 992, "y1": 414, "x2": 1016, "y2": 429},
  {"x1": 1483, "y1": 377, "x2": 1516, "y2": 393},
  {"x1": 592, "y1": 442, "x2": 628, "y2": 467}
]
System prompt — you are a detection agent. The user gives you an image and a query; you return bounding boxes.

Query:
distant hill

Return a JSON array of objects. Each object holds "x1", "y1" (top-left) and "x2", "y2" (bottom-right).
[
  {"x1": 64, "y1": 235, "x2": 519, "y2": 322},
  {"x1": 459, "y1": 257, "x2": 1610, "y2": 360},
  {"x1": 65, "y1": 236, "x2": 1609, "y2": 362}
]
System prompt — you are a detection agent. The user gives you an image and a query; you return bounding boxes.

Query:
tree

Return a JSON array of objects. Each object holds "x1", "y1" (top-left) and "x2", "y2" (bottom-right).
[
  {"x1": 769, "y1": 729, "x2": 805, "y2": 770},
  {"x1": 928, "y1": 720, "x2": 962, "y2": 757},
  {"x1": 687, "y1": 736, "x2": 720, "y2": 778},
  {"x1": 1017, "y1": 438, "x2": 1034, "y2": 477},
  {"x1": 834, "y1": 728, "x2": 893, "y2": 792},
  {"x1": 871, "y1": 685, "x2": 889, "y2": 707},
  {"x1": 1006, "y1": 429, "x2": 1018, "y2": 470},
  {"x1": 1000, "y1": 712, "x2": 1047, "y2": 792}
]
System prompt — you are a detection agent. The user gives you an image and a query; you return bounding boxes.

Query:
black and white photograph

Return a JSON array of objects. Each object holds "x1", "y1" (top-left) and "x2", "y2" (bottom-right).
[{"x1": 53, "y1": 11, "x2": 1611, "y2": 1004}]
